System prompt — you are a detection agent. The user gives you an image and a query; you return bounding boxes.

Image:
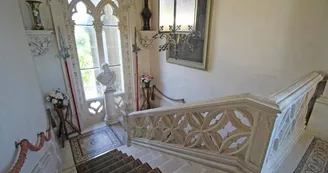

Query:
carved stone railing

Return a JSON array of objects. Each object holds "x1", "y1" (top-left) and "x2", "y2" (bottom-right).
[
  {"x1": 126, "y1": 94, "x2": 281, "y2": 172},
  {"x1": 262, "y1": 71, "x2": 327, "y2": 173}
]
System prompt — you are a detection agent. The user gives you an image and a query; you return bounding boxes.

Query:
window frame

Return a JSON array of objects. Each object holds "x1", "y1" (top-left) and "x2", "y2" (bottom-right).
[{"x1": 70, "y1": 0, "x2": 124, "y2": 101}]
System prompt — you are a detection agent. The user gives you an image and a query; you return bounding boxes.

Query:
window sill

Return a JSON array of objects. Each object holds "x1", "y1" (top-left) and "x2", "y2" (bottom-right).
[{"x1": 86, "y1": 91, "x2": 125, "y2": 102}]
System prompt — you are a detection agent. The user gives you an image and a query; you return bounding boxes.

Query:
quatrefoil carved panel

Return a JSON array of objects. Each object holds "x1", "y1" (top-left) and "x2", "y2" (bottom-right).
[{"x1": 131, "y1": 108, "x2": 254, "y2": 156}]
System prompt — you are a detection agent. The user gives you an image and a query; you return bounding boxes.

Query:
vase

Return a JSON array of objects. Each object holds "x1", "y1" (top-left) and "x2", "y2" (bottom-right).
[
  {"x1": 144, "y1": 82, "x2": 150, "y2": 88},
  {"x1": 55, "y1": 100, "x2": 64, "y2": 109},
  {"x1": 26, "y1": 0, "x2": 44, "y2": 30},
  {"x1": 141, "y1": 0, "x2": 152, "y2": 30}
]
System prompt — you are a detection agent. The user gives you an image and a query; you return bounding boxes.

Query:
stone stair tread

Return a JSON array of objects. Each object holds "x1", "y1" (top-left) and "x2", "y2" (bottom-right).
[
  {"x1": 116, "y1": 145, "x2": 129, "y2": 151},
  {"x1": 94, "y1": 156, "x2": 135, "y2": 173},
  {"x1": 132, "y1": 149, "x2": 151, "y2": 158},
  {"x1": 158, "y1": 158, "x2": 187, "y2": 173},
  {"x1": 122, "y1": 146, "x2": 145, "y2": 155},
  {"x1": 139, "y1": 151, "x2": 161, "y2": 163},
  {"x1": 146, "y1": 168, "x2": 162, "y2": 173},
  {"x1": 127, "y1": 163, "x2": 153, "y2": 173},
  {"x1": 111, "y1": 159, "x2": 143, "y2": 173},
  {"x1": 147, "y1": 155, "x2": 170, "y2": 168},
  {"x1": 201, "y1": 169, "x2": 229, "y2": 173},
  {"x1": 173, "y1": 163, "x2": 207, "y2": 173}
]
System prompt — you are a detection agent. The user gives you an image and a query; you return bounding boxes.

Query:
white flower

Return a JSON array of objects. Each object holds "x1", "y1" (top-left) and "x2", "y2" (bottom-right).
[
  {"x1": 52, "y1": 99, "x2": 58, "y2": 104},
  {"x1": 46, "y1": 96, "x2": 51, "y2": 101},
  {"x1": 50, "y1": 91, "x2": 56, "y2": 97},
  {"x1": 56, "y1": 93, "x2": 63, "y2": 99}
]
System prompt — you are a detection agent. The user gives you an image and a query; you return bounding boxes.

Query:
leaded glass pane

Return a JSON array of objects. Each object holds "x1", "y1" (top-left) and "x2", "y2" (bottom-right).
[{"x1": 72, "y1": 2, "x2": 94, "y2": 25}]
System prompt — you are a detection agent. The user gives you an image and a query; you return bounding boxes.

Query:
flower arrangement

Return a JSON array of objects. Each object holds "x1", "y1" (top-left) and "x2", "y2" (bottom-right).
[
  {"x1": 46, "y1": 89, "x2": 69, "y2": 108},
  {"x1": 141, "y1": 74, "x2": 153, "y2": 88}
]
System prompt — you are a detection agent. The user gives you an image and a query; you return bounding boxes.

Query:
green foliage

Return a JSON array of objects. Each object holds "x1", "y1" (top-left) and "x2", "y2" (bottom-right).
[{"x1": 75, "y1": 26, "x2": 93, "y2": 86}]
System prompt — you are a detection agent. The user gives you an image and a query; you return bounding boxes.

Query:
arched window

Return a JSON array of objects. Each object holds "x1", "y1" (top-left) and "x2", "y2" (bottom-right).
[{"x1": 70, "y1": 1, "x2": 123, "y2": 100}]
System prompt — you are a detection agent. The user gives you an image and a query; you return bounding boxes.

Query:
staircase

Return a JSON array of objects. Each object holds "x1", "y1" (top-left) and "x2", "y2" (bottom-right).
[
  {"x1": 64, "y1": 71, "x2": 328, "y2": 173},
  {"x1": 76, "y1": 145, "x2": 220, "y2": 173},
  {"x1": 124, "y1": 71, "x2": 328, "y2": 173}
]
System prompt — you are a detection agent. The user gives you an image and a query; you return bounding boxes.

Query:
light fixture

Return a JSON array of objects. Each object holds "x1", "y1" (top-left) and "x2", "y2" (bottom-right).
[{"x1": 153, "y1": 0, "x2": 201, "y2": 59}]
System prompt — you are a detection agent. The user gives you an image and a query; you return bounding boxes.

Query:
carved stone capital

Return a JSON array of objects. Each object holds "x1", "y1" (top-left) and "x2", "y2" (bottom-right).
[
  {"x1": 26, "y1": 30, "x2": 54, "y2": 57},
  {"x1": 93, "y1": 20, "x2": 103, "y2": 33},
  {"x1": 138, "y1": 31, "x2": 157, "y2": 49}
]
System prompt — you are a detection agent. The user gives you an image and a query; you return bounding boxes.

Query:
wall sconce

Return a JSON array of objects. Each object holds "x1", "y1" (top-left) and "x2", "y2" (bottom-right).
[
  {"x1": 154, "y1": 0, "x2": 212, "y2": 70},
  {"x1": 159, "y1": 0, "x2": 197, "y2": 33},
  {"x1": 154, "y1": 0, "x2": 201, "y2": 59}
]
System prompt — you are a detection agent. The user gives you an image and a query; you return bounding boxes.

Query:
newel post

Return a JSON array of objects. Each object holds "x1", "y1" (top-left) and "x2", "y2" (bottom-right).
[
  {"x1": 124, "y1": 114, "x2": 132, "y2": 147},
  {"x1": 245, "y1": 111, "x2": 278, "y2": 171}
]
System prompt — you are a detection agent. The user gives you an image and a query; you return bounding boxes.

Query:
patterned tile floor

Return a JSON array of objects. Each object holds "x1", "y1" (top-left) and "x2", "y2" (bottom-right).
[
  {"x1": 294, "y1": 138, "x2": 328, "y2": 173},
  {"x1": 61, "y1": 122, "x2": 126, "y2": 173}
]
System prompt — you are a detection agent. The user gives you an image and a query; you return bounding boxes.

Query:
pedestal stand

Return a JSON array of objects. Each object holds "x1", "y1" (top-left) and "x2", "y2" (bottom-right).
[{"x1": 104, "y1": 88, "x2": 120, "y2": 125}]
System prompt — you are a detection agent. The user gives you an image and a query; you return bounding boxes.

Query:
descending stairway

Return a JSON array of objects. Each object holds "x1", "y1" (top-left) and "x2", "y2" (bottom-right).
[
  {"x1": 75, "y1": 144, "x2": 221, "y2": 173},
  {"x1": 76, "y1": 149, "x2": 161, "y2": 173}
]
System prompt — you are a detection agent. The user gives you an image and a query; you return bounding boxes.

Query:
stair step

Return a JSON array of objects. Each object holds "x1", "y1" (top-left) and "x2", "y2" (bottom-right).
[
  {"x1": 158, "y1": 158, "x2": 187, "y2": 173},
  {"x1": 139, "y1": 151, "x2": 161, "y2": 163},
  {"x1": 147, "y1": 168, "x2": 162, "y2": 173},
  {"x1": 148, "y1": 155, "x2": 170, "y2": 168},
  {"x1": 76, "y1": 149, "x2": 120, "y2": 172},
  {"x1": 122, "y1": 146, "x2": 145, "y2": 155},
  {"x1": 132, "y1": 149, "x2": 151, "y2": 158},
  {"x1": 173, "y1": 163, "x2": 207, "y2": 173},
  {"x1": 201, "y1": 169, "x2": 228, "y2": 173},
  {"x1": 95, "y1": 156, "x2": 135, "y2": 173},
  {"x1": 127, "y1": 163, "x2": 153, "y2": 173},
  {"x1": 111, "y1": 159, "x2": 143, "y2": 173},
  {"x1": 81, "y1": 153, "x2": 128, "y2": 173},
  {"x1": 116, "y1": 145, "x2": 129, "y2": 151}
]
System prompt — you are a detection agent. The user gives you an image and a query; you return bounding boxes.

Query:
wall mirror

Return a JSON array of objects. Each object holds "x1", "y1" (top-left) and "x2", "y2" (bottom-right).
[{"x1": 159, "y1": 0, "x2": 212, "y2": 70}]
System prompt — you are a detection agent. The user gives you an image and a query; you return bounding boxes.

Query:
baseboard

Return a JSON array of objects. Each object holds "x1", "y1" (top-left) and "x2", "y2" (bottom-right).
[
  {"x1": 274, "y1": 134, "x2": 314, "y2": 173},
  {"x1": 30, "y1": 139, "x2": 62, "y2": 173},
  {"x1": 307, "y1": 96, "x2": 328, "y2": 141},
  {"x1": 316, "y1": 96, "x2": 328, "y2": 105}
]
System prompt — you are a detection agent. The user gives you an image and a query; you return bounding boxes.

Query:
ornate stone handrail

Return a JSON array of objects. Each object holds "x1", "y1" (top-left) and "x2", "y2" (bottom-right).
[
  {"x1": 126, "y1": 71, "x2": 327, "y2": 173},
  {"x1": 126, "y1": 94, "x2": 281, "y2": 172},
  {"x1": 262, "y1": 71, "x2": 327, "y2": 173},
  {"x1": 8, "y1": 128, "x2": 52, "y2": 173}
]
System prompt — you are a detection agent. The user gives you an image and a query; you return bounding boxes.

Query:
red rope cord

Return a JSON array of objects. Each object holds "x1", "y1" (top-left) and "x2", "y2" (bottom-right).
[
  {"x1": 135, "y1": 55, "x2": 140, "y2": 111},
  {"x1": 8, "y1": 129, "x2": 52, "y2": 173},
  {"x1": 152, "y1": 85, "x2": 186, "y2": 103},
  {"x1": 65, "y1": 61, "x2": 81, "y2": 131}
]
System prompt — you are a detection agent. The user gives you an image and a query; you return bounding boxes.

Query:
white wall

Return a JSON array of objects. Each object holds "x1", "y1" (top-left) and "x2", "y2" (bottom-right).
[
  {"x1": 307, "y1": 96, "x2": 328, "y2": 141},
  {"x1": 0, "y1": 0, "x2": 50, "y2": 172},
  {"x1": 19, "y1": 0, "x2": 66, "y2": 107},
  {"x1": 150, "y1": 0, "x2": 328, "y2": 102}
]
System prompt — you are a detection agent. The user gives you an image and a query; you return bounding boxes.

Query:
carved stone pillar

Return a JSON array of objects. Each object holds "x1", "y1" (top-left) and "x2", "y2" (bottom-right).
[
  {"x1": 103, "y1": 89, "x2": 120, "y2": 125},
  {"x1": 94, "y1": 20, "x2": 105, "y2": 65}
]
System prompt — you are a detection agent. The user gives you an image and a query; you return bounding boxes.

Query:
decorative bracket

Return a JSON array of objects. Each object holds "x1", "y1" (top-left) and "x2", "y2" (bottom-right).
[
  {"x1": 138, "y1": 31, "x2": 157, "y2": 49},
  {"x1": 26, "y1": 30, "x2": 54, "y2": 57}
]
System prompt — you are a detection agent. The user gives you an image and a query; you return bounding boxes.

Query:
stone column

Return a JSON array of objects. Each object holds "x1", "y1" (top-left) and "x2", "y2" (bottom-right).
[
  {"x1": 96, "y1": 63, "x2": 119, "y2": 125},
  {"x1": 104, "y1": 88, "x2": 120, "y2": 125}
]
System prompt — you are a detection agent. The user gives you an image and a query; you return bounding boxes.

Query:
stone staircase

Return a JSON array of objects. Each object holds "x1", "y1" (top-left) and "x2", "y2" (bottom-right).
[
  {"x1": 116, "y1": 145, "x2": 222, "y2": 173},
  {"x1": 76, "y1": 144, "x2": 223, "y2": 173},
  {"x1": 75, "y1": 148, "x2": 161, "y2": 173}
]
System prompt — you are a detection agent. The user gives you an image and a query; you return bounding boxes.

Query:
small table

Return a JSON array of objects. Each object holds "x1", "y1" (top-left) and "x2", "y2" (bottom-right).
[
  {"x1": 140, "y1": 87, "x2": 153, "y2": 110},
  {"x1": 54, "y1": 106, "x2": 69, "y2": 148}
]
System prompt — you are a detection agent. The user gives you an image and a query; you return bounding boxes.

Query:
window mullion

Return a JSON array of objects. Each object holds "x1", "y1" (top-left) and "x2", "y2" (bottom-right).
[{"x1": 94, "y1": 20, "x2": 106, "y2": 66}]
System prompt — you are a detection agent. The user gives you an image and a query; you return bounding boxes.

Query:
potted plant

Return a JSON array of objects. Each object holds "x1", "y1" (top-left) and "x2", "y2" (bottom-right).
[
  {"x1": 46, "y1": 89, "x2": 69, "y2": 109},
  {"x1": 141, "y1": 74, "x2": 153, "y2": 88}
]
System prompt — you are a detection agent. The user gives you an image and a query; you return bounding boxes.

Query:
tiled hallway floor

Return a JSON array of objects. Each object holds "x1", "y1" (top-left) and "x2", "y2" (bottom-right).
[{"x1": 61, "y1": 122, "x2": 126, "y2": 173}]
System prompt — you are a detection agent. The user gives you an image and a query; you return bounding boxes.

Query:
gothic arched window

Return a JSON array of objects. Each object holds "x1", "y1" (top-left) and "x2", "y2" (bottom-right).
[{"x1": 70, "y1": 0, "x2": 123, "y2": 100}]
